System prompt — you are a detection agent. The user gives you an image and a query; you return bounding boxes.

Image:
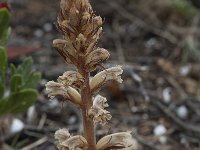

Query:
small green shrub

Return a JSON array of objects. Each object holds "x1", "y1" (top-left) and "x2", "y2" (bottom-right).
[{"x1": 0, "y1": 3, "x2": 41, "y2": 116}]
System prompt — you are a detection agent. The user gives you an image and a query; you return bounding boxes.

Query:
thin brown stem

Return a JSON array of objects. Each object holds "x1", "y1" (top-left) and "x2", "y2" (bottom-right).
[{"x1": 80, "y1": 69, "x2": 96, "y2": 150}]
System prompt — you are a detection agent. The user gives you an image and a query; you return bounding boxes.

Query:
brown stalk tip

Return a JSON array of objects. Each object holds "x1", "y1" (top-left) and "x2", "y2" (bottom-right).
[{"x1": 55, "y1": 0, "x2": 103, "y2": 65}]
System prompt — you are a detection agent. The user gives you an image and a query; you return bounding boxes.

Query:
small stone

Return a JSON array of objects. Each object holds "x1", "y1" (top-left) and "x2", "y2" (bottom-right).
[
  {"x1": 34, "y1": 29, "x2": 44, "y2": 38},
  {"x1": 176, "y1": 105, "x2": 188, "y2": 119},
  {"x1": 159, "y1": 135, "x2": 167, "y2": 144},
  {"x1": 43, "y1": 23, "x2": 53, "y2": 32},
  {"x1": 40, "y1": 79, "x2": 48, "y2": 86},
  {"x1": 10, "y1": 118, "x2": 24, "y2": 134},
  {"x1": 162, "y1": 87, "x2": 171, "y2": 103},
  {"x1": 179, "y1": 65, "x2": 191, "y2": 76},
  {"x1": 48, "y1": 98, "x2": 59, "y2": 108},
  {"x1": 145, "y1": 38, "x2": 157, "y2": 48},
  {"x1": 153, "y1": 124, "x2": 167, "y2": 136},
  {"x1": 68, "y1": 116, "x2": 77, "y2": 125},
  {"x1": 27, "y1": 105, "x2": 36, "y2": 123}
]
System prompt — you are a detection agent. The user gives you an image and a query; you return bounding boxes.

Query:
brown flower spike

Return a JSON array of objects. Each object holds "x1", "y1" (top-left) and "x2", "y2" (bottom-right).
[{"x1": 46, "y1": 0, "x2": 140, "y2": 149}]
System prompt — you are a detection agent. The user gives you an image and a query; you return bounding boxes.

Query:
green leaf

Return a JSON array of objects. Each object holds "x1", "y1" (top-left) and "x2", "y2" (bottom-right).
[
  {"x1": 21, "y1": 72, "x2": 41, "y2": 89},
  {"x1": 0, "y1": 8, "x2": 10, "y2": 46},
  {"x1": 0, "y1": 8, "x2": 10, "y2": 28},
  {"x1": 10, "y1": 63, "x2": 16, "y2": 75},
  {"x1": 21, "y1": 57, "x2": 33, "y2": 81},
  {"x1": 0, "y1": 98, "x2": 7, "y2": 115},
  {"x1": 0, "y1": 27, "x2": 11, "y2": 46},
  {"x1": 0, "y1": 89, "x2": 38, "y2": 116},
  {"x1": 11, "y1": 74, "x2": 22, "y2": 93},
  {"x1": 0, "y1": 82, "x2": 4, "y2": 99},
  {"x1": 16, "y1": 65, "x2": 23, "y2": 75},
  {"x1": 0, "y1": 47, "x2": 7, "y2": 83}
]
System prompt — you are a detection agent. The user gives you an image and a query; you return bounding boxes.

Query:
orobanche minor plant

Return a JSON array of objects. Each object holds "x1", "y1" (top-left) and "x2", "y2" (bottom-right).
[
  {"x1": 0, "y1": 3, "x2": 41, "y2": 116},
  {"x1": 46, "y1": 0, "x2": 139, "y2": 149}
]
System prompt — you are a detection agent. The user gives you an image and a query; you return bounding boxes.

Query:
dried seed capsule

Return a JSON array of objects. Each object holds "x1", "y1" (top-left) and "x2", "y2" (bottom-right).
[{"x1": 90, "y1": 66, "x2": 123, "y2": 94}]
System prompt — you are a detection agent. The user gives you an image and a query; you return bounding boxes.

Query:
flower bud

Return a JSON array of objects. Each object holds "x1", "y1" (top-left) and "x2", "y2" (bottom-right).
[
  {"x1": 74, "y1": 34, "x2": 87, "y2": 53},
  {"x1": 53, "y1": 39, "x2": 78, "y2": 65},
  {"x1": 86, "y1": 27, "x2": 103, "y2": 54},
  {"x1": 90, "y1": 66, "x2": 123, "y2": 94},
  {"x1": 93, "y1": 16, "x2": 103, "y2": 27},
  {"x1": 82, "y1": 12, "x2": 91, "y2": 22},
  {"x1": 96, "y1": 132, "x2": 139, "y2": 150},
  {"x1": 67, "y1": 87, "x2": 81, "y2": 105},
  {"x1": 86, "y1": 48, "x2": 110, "y2": 72}
]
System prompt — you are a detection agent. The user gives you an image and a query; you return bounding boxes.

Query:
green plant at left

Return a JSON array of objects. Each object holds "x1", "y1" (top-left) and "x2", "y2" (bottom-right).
[{"x1": 0, "y1": 3, "x2": 41, "y2": 116}]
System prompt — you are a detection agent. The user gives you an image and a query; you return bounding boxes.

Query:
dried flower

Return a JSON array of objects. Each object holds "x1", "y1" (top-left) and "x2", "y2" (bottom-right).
[
  {"x1": 46, "y1": 81, "x2": 81, "y2": 106},
  {"x1": 90, "y1": 66, "x2": 123, "y2": 94},
  {"x1": 60, "y1": 136, "x2": 88, "y2": 150},
  {"x1": 93, "y1": 95, "x2": 109, "y2": 109},
  {"x1": 58, "y1": 71, "x2": 84, "y2": 88},
  {"x1": 55, "y1": 128, "x2": 71, "y2": 144},
  {"x1": 96, "y1": 132, "x2": 139, "y2": 150},
  {"x1": 88, "y1": 95, "x2": 111, "y2": 125},
  {"x1": 55, "y1": 128, "x2": 88, "y2": 150}
]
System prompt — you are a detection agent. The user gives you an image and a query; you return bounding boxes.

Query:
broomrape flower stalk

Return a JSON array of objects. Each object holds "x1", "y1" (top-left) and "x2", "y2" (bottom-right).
[{"x1": 46, "y1": 0, "x2": 140, "y2": 149}]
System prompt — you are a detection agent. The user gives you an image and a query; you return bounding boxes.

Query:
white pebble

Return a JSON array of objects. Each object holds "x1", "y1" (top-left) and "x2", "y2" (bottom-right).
[
  {"x1": 179, "y1": 65, "x2": 191, "y2": 76},
  {"x1": 176, "y1": 105, "x2": 188, "y2": 119},
  {"x1": 34, "y1": 29, "x2": 44, "y2": 37},
  {"x1": 43, "y1": 23, "x2": 53, "y2": 32},
  {"x1": 68, "y1": 116, "x2": 77, "y2": 125},
  {"x1": 162, "y1": 87, "x2": 171, "y2": 103},
  {"x1": 48, "y1": 98, "x2": 59, "y2": 108},
  {"x1": 145, "y1": 38, "x2": 157, "y2": 48},
  {"x1": 153, "y1": 124, "x2": 167, "y2": 136},
  {"x1": 10, "y1": 118, "x2": 24, "y2": 134},
  {"x1": 159, "y1": 135, "x2": 167, "y2": 144},
  {"x1": 27, "y1": 105, "x2": 36, "y2": 123},
  {"x1": 40, "y1": 79, "x2": 48, "y2": 86}
]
